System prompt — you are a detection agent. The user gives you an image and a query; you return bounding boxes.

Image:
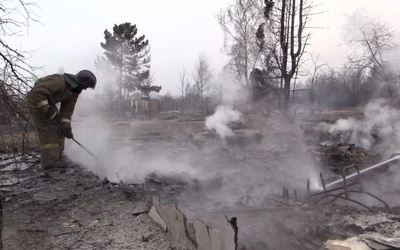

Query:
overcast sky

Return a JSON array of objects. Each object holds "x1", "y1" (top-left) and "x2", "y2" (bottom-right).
[{"x1": 12, "y1": 0, "x2": 400, "y2": 96}]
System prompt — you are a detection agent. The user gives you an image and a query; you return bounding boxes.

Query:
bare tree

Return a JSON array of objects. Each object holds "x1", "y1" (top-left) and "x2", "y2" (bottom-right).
[
  {"x1": 0, "y1": 1, "x2": 39, "y2": 152},
  {"x1": 343, "y1": 9, "x2": 399, "y2": 102},
  {"x1": 312, "y1": 68, "x2": 340, "y2": 108},
  {"x1": 344, "y1": 9, "x2": 396, "y2": 81},
  {"x1": 193, "y1": 53, "x2": 213, "y2": 114},
  {"x1": 304, "y1": 53, "x2": 327, "y2": 114},
  {"x1": 184, "y1": 83, "x2": 200, "y2": 113},
  {"x1": 261, "y1": 0, "x2": 314, "y2": 114},
  {"x1": 177, "y1": 67, "x2": 190, "y2": 116},
  {"x1": 217, "y1": 0, "x2": 264, "y2": 87},
  {"x1": 0, "y1": 1, "x2": 39, "y2": 108}
]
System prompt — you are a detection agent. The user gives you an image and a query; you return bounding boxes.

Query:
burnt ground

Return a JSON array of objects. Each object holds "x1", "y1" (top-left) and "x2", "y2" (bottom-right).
[
  {"x1": 0, "y1": 154, "x2": 185, "y2": 249},
  {"x1": 2, "y1": 109, "x2": 400, "y2": 249}
]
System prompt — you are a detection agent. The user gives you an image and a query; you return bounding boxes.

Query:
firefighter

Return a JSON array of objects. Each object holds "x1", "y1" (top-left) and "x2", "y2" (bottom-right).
[{"x1": 26, "y1": 70, "x2": 97, "y2": 169}]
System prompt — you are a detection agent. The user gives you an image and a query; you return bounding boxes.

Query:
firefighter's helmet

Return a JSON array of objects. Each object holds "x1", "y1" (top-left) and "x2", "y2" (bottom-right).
[{"x1": 75, "y1": 70, "x2": 97, "y2": 89}]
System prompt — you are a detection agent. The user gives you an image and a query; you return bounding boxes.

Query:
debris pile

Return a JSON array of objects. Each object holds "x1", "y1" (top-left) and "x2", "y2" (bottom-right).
[
  {"x1": 325, "y1": 212, "x2": 400, "y2": 250},
  {"x1": 311, "y1": 143, "x2": 382, "y2": 173}
]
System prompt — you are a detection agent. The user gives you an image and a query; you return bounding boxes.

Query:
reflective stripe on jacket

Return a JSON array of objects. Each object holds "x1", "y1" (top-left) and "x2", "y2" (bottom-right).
[{"x1": 26, "y1": 74, "x2": 79, "y2": 123}]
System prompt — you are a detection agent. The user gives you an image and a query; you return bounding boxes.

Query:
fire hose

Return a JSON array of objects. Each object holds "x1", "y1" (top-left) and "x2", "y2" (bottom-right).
[{"x1": 324, "y1": 154, "x2": 400, "y2": 189}]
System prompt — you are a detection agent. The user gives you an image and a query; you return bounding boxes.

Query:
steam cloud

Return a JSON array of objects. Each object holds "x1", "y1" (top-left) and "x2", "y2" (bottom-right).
[
  {"x1": 205, "y1": 105, "x2": 241, "y2": 139},
  {"x1": 64, "y1": 70, "x2": 321, "y2": 228},
  {"x1": 65, "y1": 116, "x2": 205, "y2": 184},
  {"x1": 320, "y1": 99, "x2": 400, "y2": 152},
  {"x1": 318, "y1": 99, "x2": 400, "y2": 206}
]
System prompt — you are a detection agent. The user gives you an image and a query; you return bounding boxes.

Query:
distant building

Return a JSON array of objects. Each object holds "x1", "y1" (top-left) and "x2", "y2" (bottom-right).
[{"x1": 131, "y1": 99, "x2": 159, "y2": 116}]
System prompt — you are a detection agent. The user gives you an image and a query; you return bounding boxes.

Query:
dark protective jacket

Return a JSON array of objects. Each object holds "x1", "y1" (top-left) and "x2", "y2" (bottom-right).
[{"x1": 26, "y1": 74, "x2": 79, "y2": 124}]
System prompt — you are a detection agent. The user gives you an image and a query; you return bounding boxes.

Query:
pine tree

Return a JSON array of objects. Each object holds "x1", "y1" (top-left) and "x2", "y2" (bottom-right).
[{"x1": 100, "y1": 22, "x2": 150, "y2": 99}]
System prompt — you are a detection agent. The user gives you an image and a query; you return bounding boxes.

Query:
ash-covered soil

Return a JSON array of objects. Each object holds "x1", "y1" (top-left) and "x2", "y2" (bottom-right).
[
  {"x1": 2, "y1": 109, "x2": 400, "y2": 249},
  {"x1": 0, "y1": 153, "x2": 185, "y2": 249}
]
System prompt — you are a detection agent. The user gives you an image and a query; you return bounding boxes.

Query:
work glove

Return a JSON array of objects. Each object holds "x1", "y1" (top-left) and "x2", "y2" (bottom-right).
[
  {"x1": 45, "y1": 105, "x2": 58, "y2": 120},
  {"x1": 60, "y1": 122, "x2": 73, "y2": 139}
]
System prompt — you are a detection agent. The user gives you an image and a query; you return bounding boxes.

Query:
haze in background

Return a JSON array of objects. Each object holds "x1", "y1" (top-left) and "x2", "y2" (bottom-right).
[{"x1": 9, "y1": 0, "x2": 400, "y2": 95}]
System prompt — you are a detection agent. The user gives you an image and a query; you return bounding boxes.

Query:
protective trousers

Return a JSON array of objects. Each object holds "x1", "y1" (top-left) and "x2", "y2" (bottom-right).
[{"x1": 30, "y1": 107, "x2": 65, "y2": 168}]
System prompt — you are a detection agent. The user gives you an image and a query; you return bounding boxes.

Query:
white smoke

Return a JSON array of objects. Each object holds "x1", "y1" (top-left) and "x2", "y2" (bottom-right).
[
  {"x1": 205, "y1": 105, "x2": 241, "y2": 139},
  {"x1": 320, "y1": 99, "x2": 400, "y2": 151},
  {"x1": 65, "y1": 116, "x2": 205, "y2": 183},
  {"x1": 204, "y1": 74, "x2": 249, "y2": 140}
]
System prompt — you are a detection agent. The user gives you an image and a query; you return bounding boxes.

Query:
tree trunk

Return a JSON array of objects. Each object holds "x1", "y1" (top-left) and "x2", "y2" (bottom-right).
[
  {"x1": 180, "y1": 97, "x2": 185, "y2": 117},
  {"x1": 200, "y1": 90, "x2": 204, "y2": 114},
  {"x1": 283, "y1": 77, "x2": 291, "y2": 113},
  {"x1": 148, "y1": 99, "x2": 152, "y2": 119},
  {"x1": 309, "y1": 87, "x2": 315, "y2": 116}
]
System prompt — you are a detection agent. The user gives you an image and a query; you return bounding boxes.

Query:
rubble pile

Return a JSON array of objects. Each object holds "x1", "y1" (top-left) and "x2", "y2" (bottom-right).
[
  {"x1": 311, "y1": 143, "x2": 382, "y2": 174},
  {"x1": 324, "y1": 211, "x2": 400, "y2": 249}
]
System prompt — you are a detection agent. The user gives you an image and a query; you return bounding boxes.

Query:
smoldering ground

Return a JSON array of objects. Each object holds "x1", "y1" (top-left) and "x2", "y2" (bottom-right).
[
  {"x1": 63, "y1": 109, "x2": 324, "y2": 248},
  {"x1": 65, "y1": 116, "x2": 206, "y2": 184},
  {"x1": 62, "y1": 82, "x2": 330, "y2": 249},
  {"x1": 66, "y1": 108, "x2": 320, "y2": 189},
  {"x1": 318, "y1": 98, "x2": 400, "y2": 206},
  {"x1": 68, "y1": 93, "x2": 316, "y2": 189},
  {"x1": 319, "y1": 99, "x2": 400, "y2": 153}
]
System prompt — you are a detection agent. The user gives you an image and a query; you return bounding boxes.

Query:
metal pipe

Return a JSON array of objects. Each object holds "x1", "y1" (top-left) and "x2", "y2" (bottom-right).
[
  {"x1": 51, "y1": 119, "x2": 96, "y2": 158},
  {"x1": 319, "y1": 173, "x2": 326, "y2": 191},
  {"x1": 71, "y1": 137, "x2": 96, "y2": 158},
  {"x1": 325, "y1": 155, "x2": 400, "y2": 189}
]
